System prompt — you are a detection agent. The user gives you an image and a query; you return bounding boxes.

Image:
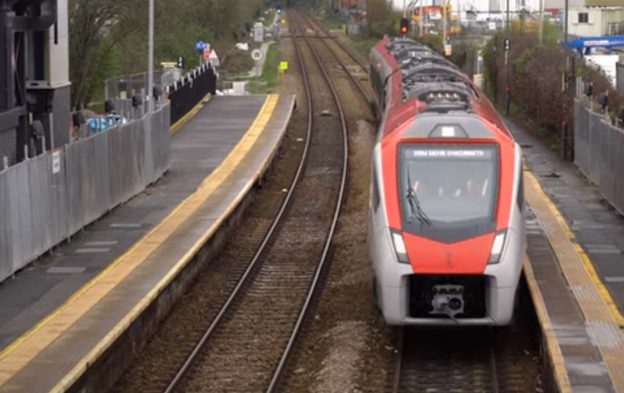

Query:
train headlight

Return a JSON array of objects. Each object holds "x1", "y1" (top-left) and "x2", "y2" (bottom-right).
[
  {"x1": 488, "y1": 230, "x2": 507, "y2": 264},
  {"x1": 391, "y1": 231, "x2": 409, "y2": 264}
]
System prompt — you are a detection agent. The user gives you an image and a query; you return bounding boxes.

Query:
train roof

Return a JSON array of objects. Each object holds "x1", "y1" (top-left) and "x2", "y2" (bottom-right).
[{"x1": 375, "y1": 37, "x2": 511, "y2": 139}]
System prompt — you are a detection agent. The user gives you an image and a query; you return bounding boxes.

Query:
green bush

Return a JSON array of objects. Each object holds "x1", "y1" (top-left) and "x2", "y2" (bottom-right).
[{"x1": 481, "y1": 23, "x2": 622, "y2": 142}]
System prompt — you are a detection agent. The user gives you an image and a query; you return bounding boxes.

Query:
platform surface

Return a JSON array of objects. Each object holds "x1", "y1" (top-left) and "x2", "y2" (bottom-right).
[
  {"x1": 0, "y1": 94, "x2": 295, "y2": 392},
  {"x1": 508, "y1": 117, "x2": 624, "y2": 393},
  {"x1": 0, "y1": 96, "x2": 265, "y2": 351}
]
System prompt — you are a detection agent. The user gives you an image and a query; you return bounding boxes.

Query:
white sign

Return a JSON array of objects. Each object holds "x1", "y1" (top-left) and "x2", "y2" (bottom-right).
[
  {"x1": 52, "y1": 151, "x2": 61, "y2": 174},
  {"x1": 208, "y1": 49, "x2": 220, "y2": 67},
  {"x1": 233, "y1": 81, "x2": 247, "y2": 95},
  {"x1": 444, "y1": 44, "x2": 452, "y2": 57},
  {"x1": 251, "y1": 48, "x2": 263, "y2": 62},
  {"x1": 585, "y1": 55, "x2": 619, "y2": 87},
  {"x1": 254, "y1": 22, "x2": 264, "y2": 43}
]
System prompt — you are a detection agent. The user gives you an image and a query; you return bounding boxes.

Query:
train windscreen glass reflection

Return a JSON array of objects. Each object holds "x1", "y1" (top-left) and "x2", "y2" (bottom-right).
[{"x1": 400, "y1": 144, "x2": 499, "y2": 226}]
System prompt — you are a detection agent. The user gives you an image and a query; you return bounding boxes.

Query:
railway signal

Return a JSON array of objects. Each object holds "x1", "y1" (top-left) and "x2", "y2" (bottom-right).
[{"x1": 399, "y1": 17, "x2": 410, "y2": 36}]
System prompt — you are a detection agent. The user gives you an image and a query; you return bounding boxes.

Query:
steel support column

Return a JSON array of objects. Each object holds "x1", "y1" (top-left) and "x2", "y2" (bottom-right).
[{"x1": 0, "y1": 0, "x2": 14, "y2": 111}]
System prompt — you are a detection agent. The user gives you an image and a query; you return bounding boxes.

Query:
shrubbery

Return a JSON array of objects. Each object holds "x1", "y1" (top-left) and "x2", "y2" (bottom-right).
[
  {"x1": 482, "y1": 22, "x2": 622, "y2": 140},
  {"x1": 70, "y1": 0, "x2": 266, "y2": 109}
]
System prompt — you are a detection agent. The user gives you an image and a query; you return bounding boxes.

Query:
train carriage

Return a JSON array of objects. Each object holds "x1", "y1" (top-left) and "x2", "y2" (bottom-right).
[{"x1": 368, "y1": 37, "x2": 525, "y2": 326}]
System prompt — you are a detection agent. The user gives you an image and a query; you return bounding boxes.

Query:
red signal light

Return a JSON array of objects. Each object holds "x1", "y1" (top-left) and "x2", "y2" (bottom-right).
[{"x1": 399, "y1": 17, "x2": 410, "y2": 36}]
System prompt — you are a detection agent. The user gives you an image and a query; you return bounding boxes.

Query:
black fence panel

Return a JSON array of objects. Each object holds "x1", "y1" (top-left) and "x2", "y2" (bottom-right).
[{"x1": 169, "y1": 65, "x2": 217, "y2": 125}]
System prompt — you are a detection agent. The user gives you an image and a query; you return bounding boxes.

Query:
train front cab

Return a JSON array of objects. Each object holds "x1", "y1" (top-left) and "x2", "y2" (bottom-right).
[{"x1": 368, "y1": 128, "x2": 525, "y2": 326}]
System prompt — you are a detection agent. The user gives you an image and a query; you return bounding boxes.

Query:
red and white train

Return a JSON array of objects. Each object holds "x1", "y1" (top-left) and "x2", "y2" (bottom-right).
[{"x1": 368, "y1": 37, "x2": 525, "y2": 325}]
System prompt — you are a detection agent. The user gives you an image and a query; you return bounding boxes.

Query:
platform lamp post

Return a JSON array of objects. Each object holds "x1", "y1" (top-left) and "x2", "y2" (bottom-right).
[
  {"x1": 538, "y1": 0, "x2": 544, "y2": 44},
  {"x1": 147, "y1": 0, "x2": 154, "y2": 114},
  {"x1": 564, "y1": 0, "x2": 569, "y2": 43}
]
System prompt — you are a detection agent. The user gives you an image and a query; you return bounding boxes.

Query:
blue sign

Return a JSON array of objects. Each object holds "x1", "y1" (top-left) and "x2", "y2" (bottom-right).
[
  {"x1": 195, "y1": 40, "x2": 207, "y2": 53},
  {"x1": 565, "y1": 36, "x2": 624, "y2": 52}
]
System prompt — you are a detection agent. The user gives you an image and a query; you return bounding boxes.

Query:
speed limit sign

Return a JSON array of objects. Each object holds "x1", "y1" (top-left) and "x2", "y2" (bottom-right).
[{"x1": 251, "y1": 48, "x2": 263, "y2": 62}]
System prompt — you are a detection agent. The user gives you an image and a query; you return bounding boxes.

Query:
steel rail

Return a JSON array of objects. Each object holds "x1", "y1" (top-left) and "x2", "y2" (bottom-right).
[
  {"x1": 265, "y1": 10, "x2": 350, "y2": 393},
  {"x1": 162, "y1": 17, "x2": 317, "y2": 393},
  {"x1": 303, "y1": 12, "x2": 369, "y2": 72},
  {"x1": 298, "y1": 11, "x2": 371, "y2": 104},
  {"x1": 392, "y1": 331, "x2": 503, "y2": 393},
  {"x1": 164, "y1": 9, "x2": 349, "y2": 393}
]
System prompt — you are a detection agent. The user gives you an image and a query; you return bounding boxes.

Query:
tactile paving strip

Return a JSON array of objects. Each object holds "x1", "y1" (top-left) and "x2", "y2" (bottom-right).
[{"x1": 525, "y1": 170, "x2": 624, "y2": 391}]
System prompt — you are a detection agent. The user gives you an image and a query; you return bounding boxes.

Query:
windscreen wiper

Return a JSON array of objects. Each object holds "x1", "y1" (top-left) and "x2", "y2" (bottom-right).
[{"x1": 406, "y1": 172, "x2": 432, "y2": 226}]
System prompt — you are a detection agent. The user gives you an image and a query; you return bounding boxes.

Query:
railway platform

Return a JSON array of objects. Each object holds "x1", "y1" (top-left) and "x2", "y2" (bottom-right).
[
  {"x1": 507, "y1": 117, "x2": 624, "y2": 392},
  {"x1": 0, "y1": 94, "x2": 295, "y2": 392}
]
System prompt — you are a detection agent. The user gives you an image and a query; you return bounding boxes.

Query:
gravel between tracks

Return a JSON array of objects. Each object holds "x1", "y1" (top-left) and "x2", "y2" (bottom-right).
[
  {"x1": 276, "y1": 27, "x2": 395, "y2": 393},
  {"x1": 174, "y1": 28, "x2": 348, "y2": 392}
]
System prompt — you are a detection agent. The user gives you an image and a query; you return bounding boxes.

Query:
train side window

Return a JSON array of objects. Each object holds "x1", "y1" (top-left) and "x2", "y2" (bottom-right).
[
  {"x1": 372, "y1": 171, "x2": 380, "y2": 212},
  {"x1": 517, "y1": 171, "x2": 524, "y2": 211}
]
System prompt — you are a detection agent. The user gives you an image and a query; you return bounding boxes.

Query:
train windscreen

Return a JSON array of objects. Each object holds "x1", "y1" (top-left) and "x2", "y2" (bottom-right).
[{"x1": 398, "y1": 144, "x2": 499, "y2": 242}]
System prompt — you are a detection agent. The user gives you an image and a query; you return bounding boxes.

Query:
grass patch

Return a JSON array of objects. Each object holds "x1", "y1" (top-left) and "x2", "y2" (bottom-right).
[
  {"x1": 315, "y1": 16, "x2": 374, "y2": 63},
  {"x1": 325, "y1": 18, "x2": 345, "y2": 30},
  {"x1": 248, "y1": 43, "x2": 280, "y2": 94},
  {"x1": 348, "y1": 36, "x2": 378, "y2": 60}
]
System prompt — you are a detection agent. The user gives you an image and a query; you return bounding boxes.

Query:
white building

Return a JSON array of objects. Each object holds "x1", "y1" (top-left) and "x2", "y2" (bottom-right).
[
  {"x1": 387, "y1": 0, "x2": 542, "y2": 14},
  {"x1": 568, "y1": 7, "x2": 624, "y2": 36},
  {"x1": 544, "y1": 0, "x2": 586, "y2": 8}
]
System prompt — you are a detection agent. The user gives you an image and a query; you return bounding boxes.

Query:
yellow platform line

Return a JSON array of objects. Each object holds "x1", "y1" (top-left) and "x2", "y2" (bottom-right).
[
  {"x1": 525, "y1": 170, "x2": 624, "y2": 391},
  {"x1": 523, "y1": 257, "x2": 572, "y2": 393},
  {"x1": 526, "y1": 171, "x2": 624, "y2": 326},
  {"x1": 0, "y1": 95, "x2": 279, "y2": 391},
  {"x1": 170, "y1": 93, "x2": 212, "y2": 134}
]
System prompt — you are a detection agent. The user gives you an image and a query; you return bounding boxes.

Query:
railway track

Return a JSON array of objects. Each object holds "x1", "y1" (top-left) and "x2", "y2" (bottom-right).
[
  {"x1": 294, "y1": 11, "x2": 371, "y2": 103},
  {"x1": 266, "y1": 11, "x2": 397, "y2": 393},
  {"x1": 112, "y1": 8, "x2": 350, "y2": 393},
  {"x1": 298, "y1": 12, "x2": 543, "y2": 393},
  {"x1": 393, "y1": 328, "x2": 500, "y2": 393},
  {"x1": 301, "y1": 12, "x2": 369, "y2": 72},
  {"x1": 112, "y1": 10, "x2": 543, "y2": 393},
  {"x1": 138, "y1": 9, "x2": 348, "y2": 393},
  {"x1": 392, "y1": 285, "x2": 543, "y2": 393}
]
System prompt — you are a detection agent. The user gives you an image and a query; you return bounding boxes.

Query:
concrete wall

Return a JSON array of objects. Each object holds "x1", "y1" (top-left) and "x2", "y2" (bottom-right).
[
  {"x1": 545, "y1": 0, "x2": 587, "y2": 8},
  {"x1": 45, "y1": 0, "x2": 71, "y2": 150},
  {"x1": 569, "y1": 7, "x2": 624, "y2": 37},
  {"x1": 47, "y1": 0, "x2": 69, "y2": 88}
]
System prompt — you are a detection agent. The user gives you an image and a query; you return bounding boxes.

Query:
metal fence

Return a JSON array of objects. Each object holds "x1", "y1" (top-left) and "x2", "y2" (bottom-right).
[
  {"x1": 106, "y1": 64, "x2": 217, "y2": 127},
  {"x1": 0, "y1": 104, "x2": 170, "y2": 282},
  {"x1": 574, "y1": 99, "x2": 624, "y2": 215},
  {"x1": 105, "y1": 70, "x2": 164, "y2": 101},
  {"x1": 168, "y1": 65, "x2": 217, "y2": 125},
  {"x1": 617, "y1": 62, "x2": 623, "y2": 94}
]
